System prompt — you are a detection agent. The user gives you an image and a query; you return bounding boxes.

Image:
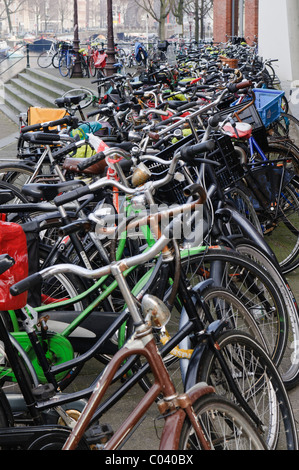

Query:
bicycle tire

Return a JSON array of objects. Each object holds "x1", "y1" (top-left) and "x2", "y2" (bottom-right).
[
  {"x1": 58, "y1": 55, "x2": 69, "y2": 77},
  {"x1": 195, "y1": 330, "x2": 298, "y2": 450},
  {"x1": 178, "y1": 286, "x2": 267, "y2": 387},
  {"x1": 179, "y1": 249, "x2": 288, "y2": 368},
  {"x1": 0, "y1": 180, "x2": 29, "y2": 204},
  {"x1": 37, "y1": 51, "x2": 53, "y2": 68},
  {"x1": 0, "y1": 163, "x2": 35, "y2": 193},
  {"x1": 39, "y1": 244, "x2": 90, "y2": 312},
  {"x1": 178, "y1": 394, "x2": 267, "y2": 450},
  {"x1": 52, "y1": 51, "x2": 60, "y2": 68},
  {"x1": 88, "y1": 56, "x2": 96, "y2": 77},
  {"x1": 62, "y1": 88, "x2": 95, "y2": 109},
  {"x1": 266, "y1": 180, "x2": 299, "y2": 272},
  {"x1": 232, "y1": 237, "x2": 299, "y2": 389},
  {"x1": 243, "y1": 145, "x2": 299, "y2": 272},
  {"x1": 226, "y1": 183, "x2": 263, "y2": 235}
]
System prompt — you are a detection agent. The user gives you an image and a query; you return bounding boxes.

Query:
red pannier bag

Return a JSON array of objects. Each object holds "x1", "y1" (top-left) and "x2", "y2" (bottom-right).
[{"x1": 0, "y1": 221, "x2": 28, "y2": 310}]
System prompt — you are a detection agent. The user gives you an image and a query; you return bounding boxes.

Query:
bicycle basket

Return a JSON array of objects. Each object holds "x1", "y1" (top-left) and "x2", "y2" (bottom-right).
[
  {"x1": 209, "y1": 134, "x2": 244, "y2": 191},
  {"x1": 143, "y1": 157, "x2": 197, "y2": 205},
  {"x1": 253, "y1": 88, "x2": 285, "y2": 127}
]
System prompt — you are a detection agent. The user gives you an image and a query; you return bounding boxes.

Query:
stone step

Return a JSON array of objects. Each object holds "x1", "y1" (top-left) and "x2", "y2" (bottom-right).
[
  {"x1": 2, "y1": 67, "x2": 80, "y2": 124},
  {"x1": 7, "y1": 78, "x2": 59, "y2": 109}
]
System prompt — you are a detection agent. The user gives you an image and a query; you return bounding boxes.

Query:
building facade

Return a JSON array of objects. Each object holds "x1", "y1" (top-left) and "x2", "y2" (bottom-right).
[{"x1": 213, "y1": 0, "x2": 258, "y2": 44}]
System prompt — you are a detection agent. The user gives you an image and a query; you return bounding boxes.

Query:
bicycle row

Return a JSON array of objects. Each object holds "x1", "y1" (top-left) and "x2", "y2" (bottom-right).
[{"x1": 0, "y1": 45, "x2": 298, "y2": 450}]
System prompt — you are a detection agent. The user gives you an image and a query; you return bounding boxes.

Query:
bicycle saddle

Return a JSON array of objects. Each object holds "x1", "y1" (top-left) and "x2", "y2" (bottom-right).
[
  {"x1": 22, "y1": 180, "x2": 85, "y2": 202},
  {"x1": 55, "y1": 94, "x2": 87, "y2": 108},
  {"x1": 167, "y1": 100, "x2": 189, "y2": 109},
  {"x1": 222, "y1": 122, "x2": 252, "y2": 139}
]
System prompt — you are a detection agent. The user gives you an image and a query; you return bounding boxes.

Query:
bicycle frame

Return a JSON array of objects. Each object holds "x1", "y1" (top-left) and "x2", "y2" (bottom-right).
[{"x1": 62, "y1": 321, "x2": 215, "y2": 451}]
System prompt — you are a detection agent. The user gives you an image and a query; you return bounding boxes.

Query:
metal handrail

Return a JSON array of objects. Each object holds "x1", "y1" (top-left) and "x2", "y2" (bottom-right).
[{"x1": 0, "y1": 43, "x2": 27, "y2": 76}]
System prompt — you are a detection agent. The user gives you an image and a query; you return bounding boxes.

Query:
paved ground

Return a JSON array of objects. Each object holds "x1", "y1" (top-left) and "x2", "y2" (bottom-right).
[{"x1": 0, "y1": 65, "x2": 299, "y2": 451}]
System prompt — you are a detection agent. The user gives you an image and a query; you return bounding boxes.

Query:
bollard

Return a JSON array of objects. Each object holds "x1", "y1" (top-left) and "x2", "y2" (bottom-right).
[{"x1": 26, "y1": 44, "x2": 30, "y2": 68}]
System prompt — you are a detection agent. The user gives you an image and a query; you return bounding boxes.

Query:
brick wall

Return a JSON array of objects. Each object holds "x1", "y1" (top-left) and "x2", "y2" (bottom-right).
[
  {"x1": 245, "y1": 0, "x2": 259, "y2": 45},
  {"x1": 213, "y1": 0, "x2": 236, "y2": 43},
  {"x1": 213, "y1": 0, "x2": 259, "y2": 44}
]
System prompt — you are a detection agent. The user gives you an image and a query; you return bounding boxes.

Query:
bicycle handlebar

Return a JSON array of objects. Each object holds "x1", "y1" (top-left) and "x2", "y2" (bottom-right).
[
  {"x1": 180, "y1": 140, "x2": 215, "y2": 161},
  {"x1": 77, "y1": 151, "x2": 107, "y2": 171},
  {"x1": 11, "y1": 193, "x2": 205, "y2": 296},
  {"x1": 20, "y1": 116, "x2": 79, "y2": 134}
]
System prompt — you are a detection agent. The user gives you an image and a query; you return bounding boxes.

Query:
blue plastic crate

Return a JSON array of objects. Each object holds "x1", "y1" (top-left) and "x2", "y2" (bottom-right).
[{"x1": 253, "y1": 88, "x2": 285, "y2": 127}]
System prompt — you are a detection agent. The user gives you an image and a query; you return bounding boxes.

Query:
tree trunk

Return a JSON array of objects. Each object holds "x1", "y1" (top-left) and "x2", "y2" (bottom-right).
[
  {"x1": 194, "y1": 0, "x2": 199, "y2": 42},
  {"x1": 3, "y1": 0, "x2": 13, "y2": 33}
]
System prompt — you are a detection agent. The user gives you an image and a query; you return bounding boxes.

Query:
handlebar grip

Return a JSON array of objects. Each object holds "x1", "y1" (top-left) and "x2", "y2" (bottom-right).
[
  {"x1": 32, "y1": 133, "x2": 61, "y2": 142},
  {"x1": 180, "y1": 140, "x2": 215, "y2": 161},
  {"x1": 51, "y1": 142, "x2": 78, "y2": 160},
  {"x1": 10, "y1": 273, "x2": 42, "y2": 297},
  {"x1": 235, "y1": 80, "x2": 253, "y2": 90},
  {"x1": 20, "y1": 116, "x2": 75, "y2": 134},
  {"x1": 222, "y1": 67, "x2": 237, "y2": 73},
  {"x1": 227, "y1": 80, "x2": 253, "y2": 93},
  {"x1": 209, "y1": 114, "x2": 221, "y2": 128},
  {"x1": 54, "y1": 185, "x2": 90, "y2": 207},
  {"x1": 77, "y1": 152, "x2": 106, "y2": 171},
  {"x1": 176, "y1": 101, "x2": 199, "y2": 113}
]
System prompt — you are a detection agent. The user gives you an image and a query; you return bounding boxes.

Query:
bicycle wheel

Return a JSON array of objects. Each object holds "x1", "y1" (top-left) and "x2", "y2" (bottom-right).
[
  {"x1": 0, "y1": 163, "x2": 35, "y2": 193},
  {"x1": 280, "y1": 113, "x2": 299, "y2": 149},
  {"x1": 59, "y1": 55, "x2": 69, "y2": 77},
  {"x1": 0, "y1": 180, "x2": 29, "y2": 205},
  {"x1": 196, "y1": 330, "x2": 298, "y2": 450},
  {"x1": 232, "y1": 237, "x2": 299, "y2": 389},
  {"x1": 80, "y1": 56, "x2": 90, "y2": 78},
  {"x1": 263, "y1": 180, "x2": 299, "y2": 273},
  {"x1": 88, "y1": 56, "x2": 96, "y2": 77},
  {"x1": 226, "y1": 183, "x2": 263, "y2": 235},
  {"x1": 177, "y1": 286, "x2": 267, "y2": 387},
  {"x1": 62, "y1": 88, "x2": 95, "y2": 109},
  {"x1": 52, "y1": 51, "x2": 60, "y2": 68},
  {"x1": 179, "y1": 249, "x2": 288, "y2": 367},
  {"x1": 178, "y1": 394, "x2": 266, "y2": 450},
  {"x1": 39, "y1": 245, "x2": 89, "y2": 312},
  {"x1": 37, "y1": 51, "x2": 53, "y2": 68}
]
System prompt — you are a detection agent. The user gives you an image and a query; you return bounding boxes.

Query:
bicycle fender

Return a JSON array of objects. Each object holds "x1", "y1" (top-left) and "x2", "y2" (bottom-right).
[
  {"x1": 216, "y1": 206, "x2": 278, "y2": 264},
  {"x1": 179, "y1": 279, "x2": 214, "y2": 383},
  {"x1": 184, "y1": 320, "x2": 226, "y2": 392},
  {"x1": 159, "y1": 382, "x2": 215, "y2": 450}
]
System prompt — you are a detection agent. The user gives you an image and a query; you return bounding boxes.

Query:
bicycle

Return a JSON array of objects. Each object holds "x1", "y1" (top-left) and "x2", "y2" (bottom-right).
[
  {"x1": 0, "y1": 144, "x2": 296, "y2": 448},
  {"x1": 0, "y1": 239, "x2": 267, "y2": 450},
  {"x1": 58, "y1": 45, "x2": 76, "y2": 78},
  {"x1": 37, "y1": 40, "x2": 59, "y2": 69},
  {"x1": 9, "y1": 198, "x2": 297, "y2": 450}
]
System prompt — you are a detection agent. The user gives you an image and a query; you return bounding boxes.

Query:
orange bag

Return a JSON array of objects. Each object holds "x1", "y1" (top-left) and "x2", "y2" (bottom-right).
[{"x1": 27, "y1": 107, "x2": 69, "y2": 129}]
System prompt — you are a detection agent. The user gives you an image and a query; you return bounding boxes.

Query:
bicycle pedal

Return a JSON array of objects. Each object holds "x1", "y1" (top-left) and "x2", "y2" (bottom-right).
[
  {"x1": 32, "y1": 383, "x2": 56, "y2": 401},
  {"x1": 84, "y1": 423, "x2": 114, "y2": 445}
]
